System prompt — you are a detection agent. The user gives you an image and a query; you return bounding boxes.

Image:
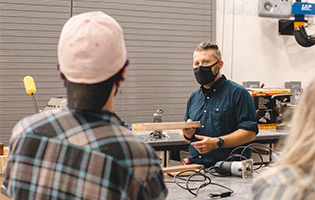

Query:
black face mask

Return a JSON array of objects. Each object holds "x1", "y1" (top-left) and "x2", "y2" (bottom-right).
[{"x1": 194, "y1": 60, "x2": 219, "y2": 85}]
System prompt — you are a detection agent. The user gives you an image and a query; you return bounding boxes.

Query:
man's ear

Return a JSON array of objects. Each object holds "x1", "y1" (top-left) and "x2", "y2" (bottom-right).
[
  {"x1": 118, "y1": 67, "x2": 127, "y2": 87},
  {"x1": 218, "y1": 60, "x2": 224, "y2": 69},
  {"x1": 57, "y1": 64, "x2": 66, "y2": 81},
  {"x1": 58, "y1": 71, "x2": 66, "y2": 81}
]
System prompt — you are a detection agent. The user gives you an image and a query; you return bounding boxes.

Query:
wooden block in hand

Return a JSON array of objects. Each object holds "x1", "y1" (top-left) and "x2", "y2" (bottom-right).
[{"x1": 131, "y1": 121, "x2": 200, "y2": 131}]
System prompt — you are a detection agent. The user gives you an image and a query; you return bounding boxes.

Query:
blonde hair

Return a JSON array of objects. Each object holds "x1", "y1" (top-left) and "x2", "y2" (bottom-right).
[
  {"x1": 280, "y1": 77, "x2": 315, "y2": 175},
  {"x1": 254, "y1": 78, "x2": 315, "y2": 199}
]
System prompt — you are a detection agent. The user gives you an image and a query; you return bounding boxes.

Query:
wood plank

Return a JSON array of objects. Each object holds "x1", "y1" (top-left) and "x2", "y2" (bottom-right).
[
  {"x1": 0, "y1": 156, "x2": 7, "y2": 175},
  {"x1": 163, "y1": 164, "x2": 203, "y2": 173},
  {"x1": 163, "y1": 164, "x2": 204, "y2": 177},
  {"x1": 131, "y1": 121, "x2": 200, "y2": 131}
]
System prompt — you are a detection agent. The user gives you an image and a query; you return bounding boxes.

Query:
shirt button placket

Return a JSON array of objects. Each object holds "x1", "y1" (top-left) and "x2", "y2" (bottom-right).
[
  {"x1": 201, "y1": 94, "x2": 208, "y2": 157},
  {"x1": 202, "y1": 96, "x2": 208, "y2": 137}
]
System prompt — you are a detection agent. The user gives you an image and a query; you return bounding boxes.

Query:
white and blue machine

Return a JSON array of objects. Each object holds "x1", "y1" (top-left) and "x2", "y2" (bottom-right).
[{"x1": 259, "y1": 0, "x2": 315, "y2": 47}]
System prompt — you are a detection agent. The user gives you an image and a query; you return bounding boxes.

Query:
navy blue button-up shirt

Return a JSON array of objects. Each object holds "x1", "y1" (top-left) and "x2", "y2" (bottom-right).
[{"x1": 185, "y1": 75, "x2": 258, "y2": 167}]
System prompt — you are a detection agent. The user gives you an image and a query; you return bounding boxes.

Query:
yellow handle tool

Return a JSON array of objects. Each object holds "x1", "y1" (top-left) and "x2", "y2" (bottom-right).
[
  {"x1": 23, "y1": 76, "x2": 39, "y2": 113},
  {"x1": 23, "y1": 76, "x2": 36, "y2": 95}
]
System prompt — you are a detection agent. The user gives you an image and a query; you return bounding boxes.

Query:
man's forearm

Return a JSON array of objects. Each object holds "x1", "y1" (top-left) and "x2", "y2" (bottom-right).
[{"x1": 220, "y1": 129, "x2": 256, "y2": 148}]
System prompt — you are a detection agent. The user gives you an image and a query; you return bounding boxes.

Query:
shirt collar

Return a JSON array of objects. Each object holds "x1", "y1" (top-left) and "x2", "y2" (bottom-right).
[{"x1": 200, "y1": 74, "x2": 227, "y2": 94}]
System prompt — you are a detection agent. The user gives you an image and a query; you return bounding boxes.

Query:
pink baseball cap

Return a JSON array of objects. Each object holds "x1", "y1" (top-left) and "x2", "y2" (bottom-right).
[{"x1": 58, "y1": 11, "x2": 127, "y2": 84}]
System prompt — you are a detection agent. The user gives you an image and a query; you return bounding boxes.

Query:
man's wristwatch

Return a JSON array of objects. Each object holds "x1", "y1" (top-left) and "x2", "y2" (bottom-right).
[{"x1": 217, "y1": 137, "x2": 224, "y2": 148}]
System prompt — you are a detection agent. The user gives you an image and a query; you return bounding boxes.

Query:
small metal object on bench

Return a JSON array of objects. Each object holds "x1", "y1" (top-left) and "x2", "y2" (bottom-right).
[{"x1": 153, "y1": 109, "x2": 163, "y2": 139}]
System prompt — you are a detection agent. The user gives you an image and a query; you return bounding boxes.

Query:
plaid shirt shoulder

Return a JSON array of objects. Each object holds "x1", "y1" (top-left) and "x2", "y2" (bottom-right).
[
  {"x1": 4, "y1": 108, "x2": 167, "y2": 200},
  {"x1": 252, "y1": 166, "x2": 315, "y2": 200}
]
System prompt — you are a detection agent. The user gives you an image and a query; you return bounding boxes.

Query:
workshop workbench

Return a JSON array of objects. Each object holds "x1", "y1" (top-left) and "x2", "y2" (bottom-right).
[
  {"x1": 135, "y1": 129, "x2": 287, "y2": 167},
  {"x1": 135, "y1": 129, "x2": 288, "y2": 152}
]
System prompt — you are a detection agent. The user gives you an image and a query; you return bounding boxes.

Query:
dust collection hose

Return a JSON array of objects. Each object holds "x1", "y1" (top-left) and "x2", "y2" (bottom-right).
[{"x1": 293, "y1": 22, "x2": 315, "y2": 47}]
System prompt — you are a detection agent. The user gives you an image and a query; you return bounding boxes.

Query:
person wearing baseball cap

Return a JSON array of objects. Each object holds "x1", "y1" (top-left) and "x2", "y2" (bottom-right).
[{"x1": 4, "y1": 11, "x2": 167, "y2": 200}]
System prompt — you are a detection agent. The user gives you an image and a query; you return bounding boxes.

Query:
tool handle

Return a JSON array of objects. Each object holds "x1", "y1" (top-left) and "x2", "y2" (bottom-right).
[
  {"x1": 23, "y1": 76, "x2": 36, "y2": 95},
  {"x1": 23, "y1": 76, "x2": 39, "y2": 113}
]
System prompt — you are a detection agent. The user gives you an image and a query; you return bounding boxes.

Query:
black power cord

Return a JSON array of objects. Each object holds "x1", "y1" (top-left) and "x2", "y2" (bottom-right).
[
  {"x1": 170, "y1": 166, "x2": 234, "y2": 198},
  {"x1": 169, "y1": 143, "x2": 280, "y2": 198},
  {"x1": 228, "y1": 143, "x2": 280, "y2": 170}
]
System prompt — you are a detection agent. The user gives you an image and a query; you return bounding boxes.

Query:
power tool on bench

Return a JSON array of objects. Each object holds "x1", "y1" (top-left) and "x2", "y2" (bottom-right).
[{"x1": 214, "y1": 159, "x2": 254, "y2": 179}]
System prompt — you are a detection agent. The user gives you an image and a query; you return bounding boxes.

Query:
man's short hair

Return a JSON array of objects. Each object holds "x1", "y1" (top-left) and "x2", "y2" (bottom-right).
[{"x1": 194, "y1": 41, "x2": 221, "y2": 61}]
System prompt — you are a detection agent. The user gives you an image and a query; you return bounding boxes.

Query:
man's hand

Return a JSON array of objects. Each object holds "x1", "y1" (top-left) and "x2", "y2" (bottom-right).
[
  {"x1": 191, "y1": 135, "x2": 218, "y2": 154},
  {"x1": 181, "y1": 119, "x2": 196, "y2": 140}
]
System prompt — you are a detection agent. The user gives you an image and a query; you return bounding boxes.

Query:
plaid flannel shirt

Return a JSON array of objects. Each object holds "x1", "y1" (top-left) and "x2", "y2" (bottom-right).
[
  {"x1": 252, "y1": 166, "x2": 315, "y2": 200},
  {"x1": 4, "y1": 107, "x2": 167, "y2": 200}
]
